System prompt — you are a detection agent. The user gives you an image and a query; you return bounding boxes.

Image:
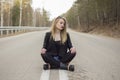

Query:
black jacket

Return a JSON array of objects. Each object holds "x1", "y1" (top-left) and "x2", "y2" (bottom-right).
[{"x1": 42, "y1": 32, "x2": 73, "y2": 57}]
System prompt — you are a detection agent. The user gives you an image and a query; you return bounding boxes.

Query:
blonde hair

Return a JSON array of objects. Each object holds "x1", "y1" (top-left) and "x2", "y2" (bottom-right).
[{"x1": 51, "y1": 16, "x2": 67, "y2": 44}]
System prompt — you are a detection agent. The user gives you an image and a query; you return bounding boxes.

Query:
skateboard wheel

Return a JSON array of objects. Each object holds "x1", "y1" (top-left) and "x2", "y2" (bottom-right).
[
  {"x1": 43, "y1": 64, "x2": 49, "y2": 70},
  {"x1": 69, "y1": 65, "x2": 74, "y2": 71}
]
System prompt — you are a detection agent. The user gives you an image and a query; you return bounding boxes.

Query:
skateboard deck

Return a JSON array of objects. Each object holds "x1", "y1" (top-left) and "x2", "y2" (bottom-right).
[{"x1": 43, "y1": 64, "x2": 75, "y2": 71}]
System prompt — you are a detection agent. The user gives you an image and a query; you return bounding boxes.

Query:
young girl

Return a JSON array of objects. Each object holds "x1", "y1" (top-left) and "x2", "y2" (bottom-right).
[{"x1": 41, "y1": 16, "x2": 76, "y2": 69}]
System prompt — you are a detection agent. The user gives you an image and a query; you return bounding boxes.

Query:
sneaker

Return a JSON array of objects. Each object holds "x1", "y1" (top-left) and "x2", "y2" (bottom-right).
[{"x1": 60, "y1": 62, "x2": 68, "y2": 70}]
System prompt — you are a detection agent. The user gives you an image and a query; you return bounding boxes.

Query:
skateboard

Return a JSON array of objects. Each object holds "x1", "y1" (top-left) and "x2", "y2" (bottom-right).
[{"x1": 43, "y1": 64, "x2": 75, "y2": 71}]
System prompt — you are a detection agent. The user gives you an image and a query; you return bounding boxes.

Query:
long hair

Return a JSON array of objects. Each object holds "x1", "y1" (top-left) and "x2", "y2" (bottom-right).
[{"x1": 51, "y1": 16, "x2": 67, "y2": 44}]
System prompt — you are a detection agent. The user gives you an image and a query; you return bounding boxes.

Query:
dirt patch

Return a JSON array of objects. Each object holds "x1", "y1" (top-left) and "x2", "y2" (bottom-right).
[
  {"x1": 89, "y1": 26, "x2": 120, "y2": 39},
  {"x1": 72, "y1": 25, "x2": 120, "y2": 39}
]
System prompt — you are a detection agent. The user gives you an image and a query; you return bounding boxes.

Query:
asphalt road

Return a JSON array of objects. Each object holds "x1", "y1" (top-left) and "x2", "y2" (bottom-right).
[{"x1": 0, "y1": 29, "x2": 120, "y2": 80}]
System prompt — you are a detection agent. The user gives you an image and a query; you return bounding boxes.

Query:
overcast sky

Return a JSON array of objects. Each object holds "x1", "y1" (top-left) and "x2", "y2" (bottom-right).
[{"x1": 31, "y1": 0, "x2": 76, "y2": 20}]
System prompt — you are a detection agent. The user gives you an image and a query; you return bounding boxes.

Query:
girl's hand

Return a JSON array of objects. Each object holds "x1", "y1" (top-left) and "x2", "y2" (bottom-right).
[
  {"x1": 41, "y1": 48, "x2": 47, "y2": 54},
  {"x1": 70, "y1": 47, "x2": 76, "y2": 54}
]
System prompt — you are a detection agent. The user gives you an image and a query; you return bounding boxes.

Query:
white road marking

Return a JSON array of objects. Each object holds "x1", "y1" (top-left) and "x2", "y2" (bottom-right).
[
  {"x1": 40, "y1": 70, "x2": 68, "y2": 80},
  {"x1": 40, "y1": 70, "x2": 50, "y2": 80},
  {"x1": 59, "y1": 70, "x2": 69, "y2": 80}
]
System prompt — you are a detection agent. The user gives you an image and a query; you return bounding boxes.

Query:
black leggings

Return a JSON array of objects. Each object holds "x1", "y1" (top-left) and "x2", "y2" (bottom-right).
[{"x1": 41, "y1": 52, "x2": 76, "y2": 67}]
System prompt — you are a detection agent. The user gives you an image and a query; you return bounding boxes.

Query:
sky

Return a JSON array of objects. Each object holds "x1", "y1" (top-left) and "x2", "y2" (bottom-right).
[{"x1": 31, "y1": 0, "x2": 76, "y2": 20}]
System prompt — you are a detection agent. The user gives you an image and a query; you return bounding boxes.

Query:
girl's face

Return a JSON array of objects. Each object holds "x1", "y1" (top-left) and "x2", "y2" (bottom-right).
[{"x1": 56, "y1": 19, "x2": 65, "y2": 31}]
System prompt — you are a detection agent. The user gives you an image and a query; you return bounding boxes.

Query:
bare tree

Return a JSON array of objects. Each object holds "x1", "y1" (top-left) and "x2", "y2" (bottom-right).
[
  {"x1": 0, "y1": 0, "x2": 3, "y2": 27},
  {"x1": 19, "y1": 0, "x2": 22, "y2": 27}
]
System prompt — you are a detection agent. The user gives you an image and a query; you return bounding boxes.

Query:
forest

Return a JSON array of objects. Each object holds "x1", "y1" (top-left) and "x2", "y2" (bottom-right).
[
  {"x1": 0, "y1": 0, "x2": 120, "y2": 38},
  {"x1": 0, "y1": 0, "x2": 50, "y2": 27},
  {"x1": 65, "y1": 0, "x2": 120, "y2": 38}
]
